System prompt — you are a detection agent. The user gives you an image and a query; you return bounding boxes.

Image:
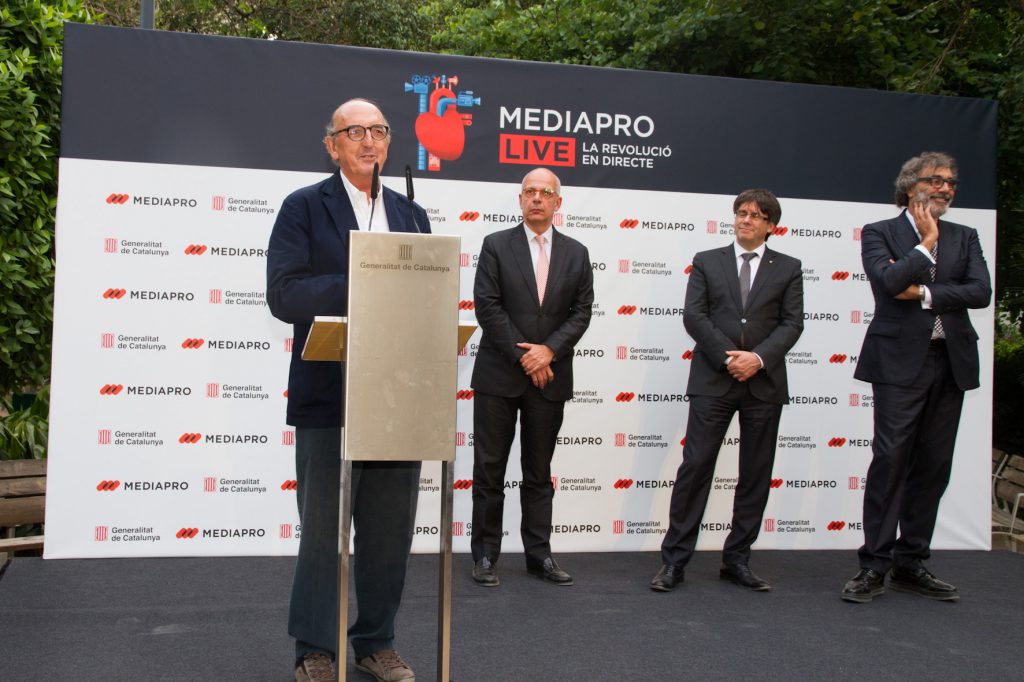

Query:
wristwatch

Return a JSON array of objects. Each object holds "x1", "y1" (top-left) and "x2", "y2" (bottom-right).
[{"x1": 918, "y1": 284, "x2": 926, "y2": 301}]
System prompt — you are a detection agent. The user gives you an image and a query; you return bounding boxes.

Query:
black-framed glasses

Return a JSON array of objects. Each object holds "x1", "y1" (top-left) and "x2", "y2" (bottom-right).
[
  {"x1": 735, "y1": 210, "x2": 768, "y2": 221},
  {"x1": 522, "y1": 187, "x2": 558, "y2": 199},
  {"x1": 332, "y1": 124, "x2": 390, "y2": 141},
  {"x1": 916, "y1": 175, "x2": 959, "y2": 190}
]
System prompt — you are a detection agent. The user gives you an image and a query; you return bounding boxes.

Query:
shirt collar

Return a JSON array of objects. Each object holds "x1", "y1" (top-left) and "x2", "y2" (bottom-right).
[
  {"x1": 525, "y1": 224, "x2": 553, "y2": 243},
  {"x1": 339, "y1": 170, "x2": 372, "y2": 208},
  {"x1": 733, "y1": 241, "x2": 766, "y2": 259}
]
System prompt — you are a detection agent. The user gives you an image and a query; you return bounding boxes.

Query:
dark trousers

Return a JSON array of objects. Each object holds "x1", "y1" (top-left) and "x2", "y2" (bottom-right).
[
  {"x1": 661, "y1": 382, "x2": 782, "y2": 567},
  {"x1": 471, "y1": 387, "x2": 565, "y2": 566},
  {"x1": 859, "y1": 344, "x2": 964, "y2": 573},
  {"x1": 289, "y1": 427, "x2": 420, "y2": 662}
]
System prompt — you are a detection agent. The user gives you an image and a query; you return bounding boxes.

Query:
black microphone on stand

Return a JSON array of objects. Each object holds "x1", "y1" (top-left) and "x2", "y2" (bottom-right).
[
  {"x1": 367, "y1": 162, "x2": 380, "y2": 231},
  {"x1": 405, "y1": 165, "x2": 425, "y2": 234}
]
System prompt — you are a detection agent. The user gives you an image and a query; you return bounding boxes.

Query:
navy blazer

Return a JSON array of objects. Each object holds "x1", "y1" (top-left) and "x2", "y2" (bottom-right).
[
  {"x1": 854, "y1": 211, "x2": 991, "y2": 391},
  {"x1": 266, "y1": 169, "x2": 430, "y2": 427},
  {"x1": 684, "y1": 244, "x2": 804, "y2": 404},
  {"x1": 471, "y1": 224, "x2": 594, "y2": 402}
]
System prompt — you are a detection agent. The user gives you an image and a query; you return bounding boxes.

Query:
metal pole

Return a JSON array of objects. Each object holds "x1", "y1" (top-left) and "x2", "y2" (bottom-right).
[
  {"x1": 437, "y1": 459, "x2": 455, "y2": 681},
  {"x1": 336, "y1": 448, "x2": 352, "y2": 681},
  {"x1": 139, "y1": 0, "x2": 154, "y2": 29}
]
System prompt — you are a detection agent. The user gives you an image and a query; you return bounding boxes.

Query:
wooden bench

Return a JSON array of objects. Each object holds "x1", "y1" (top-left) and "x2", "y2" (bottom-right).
[{"x1": 0, "y1": 458, "x2": 46, "y2": 566}]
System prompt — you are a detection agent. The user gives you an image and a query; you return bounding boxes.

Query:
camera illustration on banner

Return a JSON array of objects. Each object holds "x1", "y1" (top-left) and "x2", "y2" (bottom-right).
[{"x1": 405, "y1": 73, "x2": 481, "y2": 171}]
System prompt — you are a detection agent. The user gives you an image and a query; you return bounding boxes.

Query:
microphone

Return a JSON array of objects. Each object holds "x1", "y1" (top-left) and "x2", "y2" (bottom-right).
[
  {"x1": 404, "y1": 165, "x2": 425, "y2": 234},
  {"x1": 367, "y1": 162, "x2": 379, "y2": 231}
]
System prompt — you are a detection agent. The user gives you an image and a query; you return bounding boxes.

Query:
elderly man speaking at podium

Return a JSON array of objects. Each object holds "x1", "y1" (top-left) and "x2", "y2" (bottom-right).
[{"x1": 267, "y1": 98, "x2": 429, "y2": 682}]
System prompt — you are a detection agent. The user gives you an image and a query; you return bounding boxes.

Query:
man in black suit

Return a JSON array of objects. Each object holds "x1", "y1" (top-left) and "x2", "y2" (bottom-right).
[
  {"x1": 842, "y1": 152, "x2": 991, "y2": 603},
  {"x1": 267, "y1": 99, "x2": 427, "y2": 682},
  {"x1": 652, "y1": 189, "x2": 803, "y2": 593},
  {"x1": 470, "y1": 167, "x2": 594, "y2": 587}
]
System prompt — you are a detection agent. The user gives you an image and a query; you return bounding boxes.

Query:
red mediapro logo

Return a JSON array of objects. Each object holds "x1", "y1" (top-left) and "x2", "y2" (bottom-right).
[
  {"x1": 456, "y1": 390, "x2": 474, "y2": 400},
  {"x1": 212, "y1": 196, "x2": 225, "y2": 211},
  {"x1": 459, "y1": 300, "x2": 475, "y2": 310},
  {"x1": 184, "y1": 244, "x2": 207, "y2": 255},
  {"x1": 95, "y1": 526, "x2": 109, "y2": 541},
  {"x1": 459, "y1": 211, "x2": 479, "y2": 221},
  {"x1": 619, "y1": 259, "x2": 630, "y2": 273},
  {"x1": 282, "y1": 431, "x2": 295, "y2": 446},
  {"x1": 98, "y1": 429, "x2": 111, "y2": 445},
  {"x1": 105, "y1": 237, "x2": 118, "y2": 253},
  {"x1": 620, "y1": 218, "x2": 638, "y2": 229},
  {"x1": 452, "y1": 521, "x2": 465, "y2": 536},
  {"x1": 849, "y1": 393, "x2": 859, "y2": 407},
  {"x1": 850, "y1": 310, "x2": 861, "y2": 323},
  {"x1": 96, "y1": 480, "x2": 120, "y2": 491},
  {"x1": 617, "y1": 305, "x2": 637, "y2": 315},
  {"x1": 204, "y1": 477, "x2": 217, "y2": 492},
  {"x1": 829, "y1": 354, "x2": 848, "y2": 364},
  {"x1": 103, "y1": 288, "x2": 126, "y2": 299},
  {"x1": 848, "y1": 476, "x2": 860, "y2": 490},
  {"x1": 827, "y1": 521, "x2": 846, "y2": 531},
  {"x1": 828, "y1": 437, "x2": 847, "y2": 447},
  {"x1": 453, "y1": 479, "x2": 472, "y2": 490},
  {"x1": 209, "y1": 289, "x2": 222, "y2": 304},
  {"x1": 281, "y1": 480, "x2": 297, "y2": 491},
  {"x1": 764, "y1": 518, "x2": 775, "y2": 532},
  {"x1": 106, "y1": 193, "x2": 129, "y2": 204},
  {"x1": 613, "y1": 520, "x2": 625, "y2": 534},
  {"x1": 681, "y1": 349, "x2": 694, "y2": 360},
  {"x1": 280, "y1": 524, "x2": 292, "y2": 539},
  {"x1": 614, "y1": 433, "x2": 626, "y2": 447},
  {"x1": 706, "y1": 220, "x2": 718, "y2": 233},
  {"x1": 99, "y1": 384, "x2": 123, "y2": 395},
  {"x1": 832, "y1": 271, "x2": 850, "y2": 280},
  {"x1": 177, "y1": 528, "x2": 199, "y2": 539},
  {"x1": 615, "y1": 392, "x2": 635, "y2": 402},
  {"x1": 455, "y1": 432, "x2": 466, "y2": 446},
  {"x1": 771, "y1": 226, "x2": 788, "y2": 236},
  {"x1": 769, "y1": 478, "x2": 783, "y2": 489},
  {"x1": 207, "y1": 383, "x2": 220, "y2": 398},
  {"x1": 179, "y1": 433, "x2": 201, "y2": 444},
  {"x1": 101, "y1": 333, "x2": 114, "y2": 348},
  {"x1": 616, "y1": 346, "x2": 627, "y2": 359},
  {"x1": 181, "y1": 338, "x2": 205, "y2": 349},
  {"x1": 460, "y1": 253, "x2": 470, "y2": 267},
  {"x1": 614, "y1": 479, "x2": 634, "y2": 489}
]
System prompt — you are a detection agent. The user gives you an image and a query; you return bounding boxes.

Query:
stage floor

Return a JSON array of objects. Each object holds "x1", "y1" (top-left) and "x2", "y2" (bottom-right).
[{"x1": 2, "y1": 549, "x2": 1021, "y2": 681}]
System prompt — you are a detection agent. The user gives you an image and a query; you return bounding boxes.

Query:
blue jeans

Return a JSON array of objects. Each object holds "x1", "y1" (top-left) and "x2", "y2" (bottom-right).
[{"x1": 289, "y1": 427, "x2": 420, "y2": 662}]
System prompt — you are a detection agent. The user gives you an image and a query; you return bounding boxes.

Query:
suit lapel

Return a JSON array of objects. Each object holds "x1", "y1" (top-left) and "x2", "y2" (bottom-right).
[
  {"x1": 382, "y1": 189, "x2": 415, "y2": 234},
  {"x1": 715, "y1": 246, "x2": 744, "y2": 311},
  {"x1": 320, "y1": 170, "x2": 358, "y2": 244},
  {"x1": 745, "y1": 247, "x2": 777, "y2": 310},
  {"x1": 543, "y1": 229, "x2": 571, "y2": 308},
  {"x1": 897, "y1": 211, "x2": 923, "y2": 254},
  {"x1": 935, "y1": 220, "x2": 954, "y2": 282},
  {"x1": 509, "y1": 226, "x2": 540, "y2": 305}
]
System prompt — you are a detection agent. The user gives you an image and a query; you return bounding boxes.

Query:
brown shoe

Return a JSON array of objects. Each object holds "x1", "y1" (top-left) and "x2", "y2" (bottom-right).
[
  {"x1": 295, "y1": 653, "x2": 335, "y2": 682},
  {"x1": 355, "y1": 649, "x2": 415, "y2": 681}
]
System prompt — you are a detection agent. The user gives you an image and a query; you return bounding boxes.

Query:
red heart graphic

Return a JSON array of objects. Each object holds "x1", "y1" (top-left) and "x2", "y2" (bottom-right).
[{"x1": 415, "y1": 109, "x2": 465, "y2": 161}]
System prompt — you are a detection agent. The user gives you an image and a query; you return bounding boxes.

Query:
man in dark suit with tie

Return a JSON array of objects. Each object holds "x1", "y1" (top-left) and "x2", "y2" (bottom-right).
[
  {"x1": 841, "y1": 152, "x2": 991, "y2": 603},
  {"x1": 651, "y1": 189, "x2": 803, "y2": 593},
  {"x1": 470, "y1": 167, "x2": 594, "y2": 588},
  {"x1": 267, "y1": 99, "x2": 426, "y2": 682}
]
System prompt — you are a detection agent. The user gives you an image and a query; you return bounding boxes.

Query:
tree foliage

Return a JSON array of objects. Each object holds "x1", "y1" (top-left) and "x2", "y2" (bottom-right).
[{"x1": 0, "y1": 0, "x2": 92, "y2": 397}]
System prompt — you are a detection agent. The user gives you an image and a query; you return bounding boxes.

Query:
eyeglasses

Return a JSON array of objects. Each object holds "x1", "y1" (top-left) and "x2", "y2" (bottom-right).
[
  {"x1": 522, "y1": 187, "x2": 558, "y2": 199},
  {"x1": 916, "y1": 175, "x2": 959, "y2": 190},
  {"x1": 735, "y1": 210, "x2": 768, "y2": 221},
  {"x1": 332, "y1": 124, "x2": 390, "y2": 141}
]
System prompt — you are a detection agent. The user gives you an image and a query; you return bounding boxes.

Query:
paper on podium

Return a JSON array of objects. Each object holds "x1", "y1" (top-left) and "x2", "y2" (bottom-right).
[{"x1": 302, "y1": 316, "x2": 347, "y2": 361}]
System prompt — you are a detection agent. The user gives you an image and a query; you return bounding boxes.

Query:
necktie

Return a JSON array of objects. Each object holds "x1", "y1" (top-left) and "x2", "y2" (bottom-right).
[
  {"x1": 740, "y1": 252, "x2": 758, "y2": 308},
  {"x1": 535, "y1": 235, "x2": 549, "y2": 305},
  {"x1": 929, "y1": 241, "x2": 944, "y2": 338}
]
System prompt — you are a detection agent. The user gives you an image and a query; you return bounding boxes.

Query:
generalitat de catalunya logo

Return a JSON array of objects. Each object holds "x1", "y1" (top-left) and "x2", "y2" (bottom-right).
[{"x1": 406, "y1": 73, "x2": 480, "y2": 172}]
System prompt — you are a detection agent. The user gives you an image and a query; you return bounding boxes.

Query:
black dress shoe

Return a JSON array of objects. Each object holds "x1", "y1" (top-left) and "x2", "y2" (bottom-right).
[
  {"x1": 719, "y1": 563, "x2": 771, "y2": 591},
  {"x1": 527, "y1": 557, "x2": 574, "y2": 585},
  {"x1": 650, "y1": 564, "x2": 684, "y2": 592},
  {"x1": 472, "y1": 556, "x2": 499, "y2": 587},
  {"x1": 841, "y1": 568, "x2": 885, "y2": 603},
  {"x1": 889, "y1": 566, "x2": 959, "y2": 601}
]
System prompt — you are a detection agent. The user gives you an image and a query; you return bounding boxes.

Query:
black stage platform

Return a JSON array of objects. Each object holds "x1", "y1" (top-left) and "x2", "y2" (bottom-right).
[{"x1": 2, "y1": 550, "x2": 1021, "y2": 680}]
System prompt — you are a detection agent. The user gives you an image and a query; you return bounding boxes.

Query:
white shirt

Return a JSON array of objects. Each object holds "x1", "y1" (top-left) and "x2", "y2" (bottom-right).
[
  {"x1": 903, "y1": 210, "x2": 936, "y2": 308},
  {"x1": 525, "y1": 224, "x2": 554, "y2": 276},
  {"x1": 340, "y1": 171, "x2": 391, "y2": 233},
  {"x1": 733, "y1": 241, "x2": 766, "y2": 281}
]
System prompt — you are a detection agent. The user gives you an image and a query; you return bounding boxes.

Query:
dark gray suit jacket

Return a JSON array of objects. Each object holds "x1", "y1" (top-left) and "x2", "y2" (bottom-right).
[
  {"x1": 684, "y1": 244, "x2": 804, "y2": 404},
  {"x1": 471, "y1": 224, "x2": 594, "y2": 402},
  {"x1": 854, "y1": 212, "x2": 991, "y2": 391}
]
